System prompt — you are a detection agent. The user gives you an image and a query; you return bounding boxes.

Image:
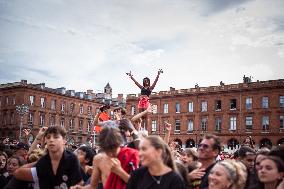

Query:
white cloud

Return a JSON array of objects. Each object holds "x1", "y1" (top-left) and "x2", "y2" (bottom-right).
[{"x1": 0, "y1": 0, "x2": 284, "y2": 96}]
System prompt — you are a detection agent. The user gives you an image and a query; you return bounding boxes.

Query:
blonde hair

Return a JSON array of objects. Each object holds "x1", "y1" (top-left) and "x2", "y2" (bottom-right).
[
  {"x1": 217, "y1": 159, "x2": 247, "y2": 189},
  {"x1": 28, "y1": 148, "x2": 45, "y2": 163}
]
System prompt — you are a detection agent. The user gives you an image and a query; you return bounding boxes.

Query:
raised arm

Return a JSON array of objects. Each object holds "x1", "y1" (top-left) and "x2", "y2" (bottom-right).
[
  {"x1": 149, "y1": 69, "x2": 163, "y2": 91},
  {"x1": 164, "y1": 121, "x2": 171, "y2": 145},
  {"x1": 126, "y1": 71, "x2": 143, "y2": 89},
  {"x1": 28, "y1": 127, "x2": 47, "y2": 154},
  {"x1": 131, "y1": 105, "x2": 152, "y2": 123},
  {"x1": 93, "y1": 110, "x2": 101, "y2": 126}
]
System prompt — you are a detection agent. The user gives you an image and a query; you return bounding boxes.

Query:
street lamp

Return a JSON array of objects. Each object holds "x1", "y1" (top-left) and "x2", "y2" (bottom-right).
[
  {"x1": 88, "y1": 114, "x2": 95, "y2": 147},
  {"x1": 16, "y1": 104, "x2": 29, "y2": 141}
]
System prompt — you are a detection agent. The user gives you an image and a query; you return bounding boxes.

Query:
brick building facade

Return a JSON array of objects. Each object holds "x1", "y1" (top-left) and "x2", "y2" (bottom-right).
[
  {"x1": 0, "y1": 80, "x2": 124, "y2": 144},
  {"x1": 126, "y1": 79, "x2": 284, "y2": 149}
]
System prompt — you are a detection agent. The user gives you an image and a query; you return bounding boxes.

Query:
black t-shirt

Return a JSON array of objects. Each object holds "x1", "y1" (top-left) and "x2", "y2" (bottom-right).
[
  {"x1": 3, "y1": 176, "x2": 33, "y2": 189},
  {"x1": 126, "y1": 166, "x2": 186, "y2": 189},
  {"x1": 199, "y1": 163, "x2": 216, "y2": 189},
  {"x1": 35, "y1": 150, "x2": 82, "y2": 189},
  {"x1": 80, "y1": 167, "x2": 90, "y2": 183}
]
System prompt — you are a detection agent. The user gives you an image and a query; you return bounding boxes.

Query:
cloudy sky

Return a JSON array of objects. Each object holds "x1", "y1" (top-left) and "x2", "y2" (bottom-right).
[{"x1": 0, "y1": 0, "x2": 284, "y2": 97}]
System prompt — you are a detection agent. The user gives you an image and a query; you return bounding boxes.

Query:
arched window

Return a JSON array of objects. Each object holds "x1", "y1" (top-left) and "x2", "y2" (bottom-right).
[
  {"x1": 174, "y1": 138, "x2": 183, "y2": 148},
  {"x1": 277, "y1": 138, "x2": 284, "y2": 145},
  {"x1": 185, "y1": 139, "x2": 195, "y2": 148},
  {"x1": 260, "y1": 138, "x2": 272, "y2": 148},
  {"x1": 228, "y1": 138, "x2": 239, "y2": 149}
]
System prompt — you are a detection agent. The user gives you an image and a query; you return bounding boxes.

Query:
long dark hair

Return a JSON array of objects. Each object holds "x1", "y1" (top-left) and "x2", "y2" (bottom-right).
[
  {"x1": 143, "y1": 77, "x2": 150, "y2": 87},
  {"x1": 146, "y1": 136, "x2": 177, "y2": 171}
]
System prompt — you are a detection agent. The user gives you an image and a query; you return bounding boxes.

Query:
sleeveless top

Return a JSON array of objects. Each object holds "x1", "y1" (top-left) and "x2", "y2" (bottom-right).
[{"x1": 141, "y1": 87, "x2": 151, "y2": 96}]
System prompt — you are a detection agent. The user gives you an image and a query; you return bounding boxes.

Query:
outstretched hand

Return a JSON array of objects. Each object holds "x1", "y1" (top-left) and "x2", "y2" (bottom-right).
[
  {"x1": 36, "y1": 127, "x2": 48, "y2": 140},
  {"x1": 126, "y1": 71, "x2": 133, "y2": 78},
  {"x1": 158, "y1": 69, "x2": 163, "y2": 75},
  {"x1": 164, "y1": 121, "x2": 171, "y2": 131},
  {"x1": 22, "y1": 128, "x2": 31, "y2": 137}
]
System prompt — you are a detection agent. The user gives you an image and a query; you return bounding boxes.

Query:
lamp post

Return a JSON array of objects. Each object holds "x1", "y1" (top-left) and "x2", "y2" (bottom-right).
[
  {"x1": 88, "y1": 114, "x2": 95, "y2": 147},
  {"x1": 16, "y1": 104, "x2": 29, "y2": 141}
]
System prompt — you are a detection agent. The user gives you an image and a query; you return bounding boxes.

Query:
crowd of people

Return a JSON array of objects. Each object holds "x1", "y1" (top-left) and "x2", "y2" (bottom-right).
[{"x1": 0, "y1": 104, "x2": 283, "y2": 189}]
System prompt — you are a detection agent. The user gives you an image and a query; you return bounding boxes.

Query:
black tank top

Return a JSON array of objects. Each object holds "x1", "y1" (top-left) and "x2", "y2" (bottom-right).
[{"x1": 141, "y1": 87, "x2": 151, "y2": 96}]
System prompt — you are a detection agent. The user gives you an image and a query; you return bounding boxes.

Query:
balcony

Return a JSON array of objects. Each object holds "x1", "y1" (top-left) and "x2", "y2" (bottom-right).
[
  {"x1": 261, "y1": 129, "x2": 270, "y2": 134},
  {"x1": 187, "y1": 130, "x2": 194, "y2": 134},
  {"x1": 214, "y1": 129, "x2": 221, "y2": 134},
  {"x1": 174, "y1": 130, "x2": 181, "y2": 134}
]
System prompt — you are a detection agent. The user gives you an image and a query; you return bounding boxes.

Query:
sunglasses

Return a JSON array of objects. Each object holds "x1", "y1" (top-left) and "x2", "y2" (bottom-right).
[{"x1": 198, "y1": 143, "x2": 210, "y2": 149}]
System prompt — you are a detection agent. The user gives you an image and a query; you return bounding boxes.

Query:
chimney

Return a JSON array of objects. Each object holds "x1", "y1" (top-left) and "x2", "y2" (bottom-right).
[
  {"x1": 21, "y1": 80, "x2": 27, "y2": 85},
  {"x1": 87, "y1": 90, "x2": 93, "y2": 94},
  {"x1": 170, "y1": 87, "x2": 175, "y2": 91}
]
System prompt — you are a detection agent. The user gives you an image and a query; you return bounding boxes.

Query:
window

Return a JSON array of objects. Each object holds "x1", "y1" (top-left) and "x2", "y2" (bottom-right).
[
  {"x1": 187, "y1": 119, "x2": 194, "y2": 133},
  {"x1": 201, "y1": 117, "x2": 207, "y2": 131},
  {"x1": 215, "y1": 100, "x2": 221, "y2": 111},
  {"x1": 50, "y1": 115, "x2": 55, "y2": 126},
  {"x1": 230, "y1": 117, "x2": 237, "y2": 130},
  {"x1": 87, "y1": 120, "x2": 92, "y2": 132},
  {"x1": 201, "y1": 101, "x2": 207, "y2": 112},
  {"x1": 51, "y1": 99, "x2": 56, "y2": 110},
  {"x1": 280, "y1": 96, "x2": 284, "y2": 107},
  {"x1": 176, "y1": 103, "x2": 180, "y2": 113},
  {"x1": 230, "y1": 99, "x2": 237, "y2": 110},
  {"x1": 39, "y1": 113, "x2": 45, "y2": 126},
  {"x1": 151, "y1": 120, "x2": 157, "y2": 132},
  {"x1": 69, "y1": 119, "x2": 75, "y2": 132},
  {"x1": 163, "y1": 103, "x2": 168, "y2": 114},
  {"x1": 280, "y1": 115, "x2": 284, "y2": 129},
  {"x1": 131, "y1": 106, "x2": 136, "y2": 115},
  {"x1": 152, "y1": 104, "x2": 158, "y2": 114},
  {"x1": 87, "y1": 106, "x2": 92, "y2": 115},
  {"x1": 40, "y1": 97, "x2": 46, "y2": 108},
  {"x1": 215, "y1": 117, "x2": 221, "y2": 132},
  {"x1": 246, "y1": 116, "x2": 253, "y2": 130},
  {"x1": 28, "y1": 113, "x2": 34, "y2": 127},
  {"x1": 3, "y1": 112, "x2": 6, "y2": 125},
  {"x1": 61, "y1": 102, "x2": 65, "y2": 112},
  {"x1": 175, "y1": 119, "x2": 181, "y2": 132},
  {"x1": 262, "y1": 116, "x2": 269, "y2": 131},
  {"x1": 188, "y1": 102, "x2": 193, "y2": 112},
  {"x1": 29, "y1": 96, "x2": 35, "y2": 106},
  {"x1": 70, "y1": 103, "x2": 75, "y2": 113},
  {"x1": 262, "y1": 97, "x2": 269, "y2": 108},
  {"x1": 79, "y1": 104, "x2": 84, "y2": 114},
  {"x1": 79, "y1": 119, "x2": 83, "y2": 131},
  {"x1": 5, "y1": 97, "x2": 8, "y2": 106},
  {"x1": 10, "y1": 112, "x2": 15, "y2": 124},
  {"x1": 246, "y1": 97, "x2": 252, "y2": 110},
  {"x1": 60, "y1": 118, "x2": 65, "y2": 127},
  {"x1": 12, "y1": 97, "x2": 15, "y2": 105}
]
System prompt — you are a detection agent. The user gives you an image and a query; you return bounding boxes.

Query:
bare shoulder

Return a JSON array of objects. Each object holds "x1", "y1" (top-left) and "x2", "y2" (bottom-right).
[{"x1": 93, "y1": 153, "x2": 107, "y2": 163}]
